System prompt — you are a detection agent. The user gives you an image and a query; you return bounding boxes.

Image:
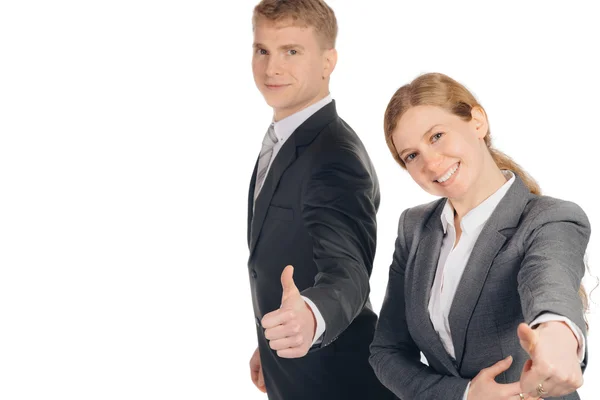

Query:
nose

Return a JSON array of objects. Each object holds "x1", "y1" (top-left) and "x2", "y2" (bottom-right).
[
  {"x1": 421, "y1": 150, "x2": 443, "y2": 173},
  {"x1": 265, "y1": 55, "x2": 282, "y2": 77}
]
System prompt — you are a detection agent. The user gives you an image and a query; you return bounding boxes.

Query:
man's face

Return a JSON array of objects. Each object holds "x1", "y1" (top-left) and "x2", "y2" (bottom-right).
[{"x1": 252, "y1": 19, "x2": 334, "y2": 121}]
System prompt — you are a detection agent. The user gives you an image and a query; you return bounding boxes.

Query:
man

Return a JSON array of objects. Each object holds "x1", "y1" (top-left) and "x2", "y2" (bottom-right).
[{"x1": 246, "y1": 1, "x2": 395, "y2": 399}]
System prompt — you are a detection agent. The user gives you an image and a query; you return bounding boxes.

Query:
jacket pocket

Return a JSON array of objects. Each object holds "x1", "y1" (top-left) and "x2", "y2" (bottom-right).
[{"x1": 266, "y1": 205, "x2": 294, "y2": 221}]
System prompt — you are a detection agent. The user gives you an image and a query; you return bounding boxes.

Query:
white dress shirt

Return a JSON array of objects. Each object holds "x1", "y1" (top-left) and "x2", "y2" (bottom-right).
[
  {"x1": 426, "y1": 171, "x2": 585, "y2": 399},
  {"x1": 256, "y1": 94, "x2": 332, "y2": 346}
]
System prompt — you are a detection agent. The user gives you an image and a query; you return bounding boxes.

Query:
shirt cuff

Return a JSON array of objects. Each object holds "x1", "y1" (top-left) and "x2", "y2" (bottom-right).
[
  {"x1": 530, "y1": 313, "x2": 585, "y2": 362},
  {"x1": 462, "y1": 382, "x2": 471, "y2": 400},
  {"x1": 302, "y1": 295, "x2": 326, "y2": 346}
]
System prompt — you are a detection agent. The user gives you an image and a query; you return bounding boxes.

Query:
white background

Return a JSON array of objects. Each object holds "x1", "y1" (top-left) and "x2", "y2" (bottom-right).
[{"x1": 1, "y1": 1, "x2": 598, "y2": 399}]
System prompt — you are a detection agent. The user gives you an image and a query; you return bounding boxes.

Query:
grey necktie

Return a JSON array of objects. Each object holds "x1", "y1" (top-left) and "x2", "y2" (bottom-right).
[{"x1": 254, "y1": 123, "x2": 278, "y2": 200}]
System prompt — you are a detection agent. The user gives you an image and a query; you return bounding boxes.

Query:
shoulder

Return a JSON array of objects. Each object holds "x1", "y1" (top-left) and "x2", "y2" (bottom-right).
[
  {"x1": 309, "y1": 117, "x2": 374, "y2": 173},
  {"x1": 401, "y1": 199, "x2": 444, "y2": 230},
  {"x1": 397, "y1": 198, "x2": 445, "y2": 247},
  {"x1": 522, "y1": 195, "x2": 590, "y2": 231}
]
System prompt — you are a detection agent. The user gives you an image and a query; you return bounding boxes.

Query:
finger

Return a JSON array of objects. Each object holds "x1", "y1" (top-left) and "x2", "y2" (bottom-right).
[
  {"x1": 520, "y1": 359, "x2": 544, "y2": 396},
  {"x1": 268, "y1": 334, "x2": 305, "y2": 351},
  {"x1": 536, "y1": 375, "x2": 578, "y2": 398},
  {"x1": 264, "y1": 321, "x2": 301, "y2": 341},
  {"x1": 250, "y1": 361, "x2": 260, "y2": 388},
  {"x1": 249, "y1": 350, "x2": 260, "y2": 374},
  {"x1": 521, "y1": 358, "x2": 533, "y2": 375},
  {"x1": 544, "y1": 361, "x2": 583, "y2": 393},
  {"x1": 525, "y1": 380, "x2": 553, "y2": 399},
  {"x1": 257, "y1": 365, "x2": 266, "y2": 393},
  {"x1": 520, "y1": 357, "x2": 567, "y2": 397},
  {"x1": 281, "y1": 265, "x2": 300, "y2": 302},
  {"x1": 517, "y1": 395, "x2": 538, "y2": 400},
  {"x1": 251, "y1": 367, "x2": 258, "y2": 385},
  {"x1": 261, "y1": 308, "x2": 296, "y2": 329},
  {"x1": 277, "y1": 346, "x2": 307, "y2": 359},
  {"x1": 496, "y1": 382, "x2": 523, "y2": 397},
  {"x1": 518, "y1": 323, "x2": 539, "y2": 357},
  {"x1": 484, "y1": 355, "x2": 513, "y2": 377}
]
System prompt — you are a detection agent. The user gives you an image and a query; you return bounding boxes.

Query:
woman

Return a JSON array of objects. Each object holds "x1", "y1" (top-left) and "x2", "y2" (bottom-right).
[{"x1": 369, "y1": 73, "x2": 590, "y2": 400}]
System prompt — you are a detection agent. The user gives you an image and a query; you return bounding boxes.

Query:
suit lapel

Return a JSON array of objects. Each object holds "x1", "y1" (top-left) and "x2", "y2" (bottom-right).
[
  {"x1": 412, "y1": 201, "x2": 460, "y2": 376},
  {"x1": 449, "y1": 176, "x2": 532, "y2": 368},
  {"x1": 247, "y1": 157, "x2": 258, "y2": 249},
  {"x1": 247, "y1": 101, "x2": 338, "y2": 257},
  {"x1": 249, "y1": 134, "x2": 297, "y2": 255},
  {"x1": 448, "y1": 224, "x2": 506, "y2": 368}
]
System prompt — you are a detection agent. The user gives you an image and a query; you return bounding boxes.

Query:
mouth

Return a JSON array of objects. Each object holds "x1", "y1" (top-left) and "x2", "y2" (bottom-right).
[
  {"x1": 434, "y1": 162, "x2": 460, "y2": 184},
  {"x1": 265, "y1": 84, "x2": 289, "y2": 89}
]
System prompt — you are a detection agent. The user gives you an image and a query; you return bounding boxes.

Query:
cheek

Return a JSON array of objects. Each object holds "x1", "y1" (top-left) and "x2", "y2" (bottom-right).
[
  {"x1": 444, "y1": 138, "x2": 462, "y2": 153},
  {"x1": 301, "y1": 58, "x2": 322, "y2": 83},
  {"x1": 407, "y1": 165, "x2": 427, "y2": 184},
  {"x1": 252, "y1": 61, "x2": 263, "y2": 78},
  {"x1": 439, "y1": 136, "x2": 469, "y2": 159}
]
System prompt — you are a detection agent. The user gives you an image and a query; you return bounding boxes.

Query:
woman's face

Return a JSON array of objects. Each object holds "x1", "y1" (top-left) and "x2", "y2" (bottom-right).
[{"x1": 391, "y1": 105, "x2": 488, "y2": 201}]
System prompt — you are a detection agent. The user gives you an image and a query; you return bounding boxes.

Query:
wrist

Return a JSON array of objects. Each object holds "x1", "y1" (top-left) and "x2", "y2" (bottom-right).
[
  {"x1": 537, "y1": 321, "x2": 578, "y2": 351},
  {"x1": 304, "y1": 301, "x2": 317, "y2": 338}
]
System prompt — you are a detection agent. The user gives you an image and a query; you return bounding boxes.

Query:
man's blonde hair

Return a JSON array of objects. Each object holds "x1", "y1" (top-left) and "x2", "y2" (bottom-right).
[{"x1": 252, "y1": 0, "x2": 338, "y2": 48}]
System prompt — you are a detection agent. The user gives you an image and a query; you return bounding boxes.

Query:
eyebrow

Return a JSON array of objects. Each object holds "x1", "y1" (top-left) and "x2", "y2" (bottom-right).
[
  {"x1": 280, "y1": 44, "x2": 304, "y2": 51},
  {"x1": 252, "y1": 42, "x2": 305, "y2": 51},
  {"x1": 398, "y1": 124, "x2": 439, "y2": 158}
]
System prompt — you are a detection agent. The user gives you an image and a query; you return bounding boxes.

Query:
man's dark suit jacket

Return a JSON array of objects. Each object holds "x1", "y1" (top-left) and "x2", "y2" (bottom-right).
[{"x1": 247, "y1": 101, "x2": 395, "y2": 400}]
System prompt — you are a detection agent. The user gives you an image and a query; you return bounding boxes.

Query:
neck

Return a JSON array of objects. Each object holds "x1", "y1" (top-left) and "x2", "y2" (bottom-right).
[
  {"x1": 450, "y1": 154, "x2": 507, "y2": 219},
  {"x1": 273, "y1": 86, "x2": 330, "y2": 121}
]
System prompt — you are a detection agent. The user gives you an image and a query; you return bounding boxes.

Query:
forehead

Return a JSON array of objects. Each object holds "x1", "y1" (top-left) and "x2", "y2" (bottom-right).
[
  {"x1": 394, "y1": 105, "x2": 455, "y2": 144},
  {"x1": 253, "y1": 19, "x2": 319, "y2": 46}
]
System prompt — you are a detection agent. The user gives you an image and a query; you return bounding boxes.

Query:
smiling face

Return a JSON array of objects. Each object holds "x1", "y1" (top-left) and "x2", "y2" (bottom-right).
[
  {"x1": 391, "y1": 105, "x2": 490, "y2": 201},
  {"x1": 252, "y1": 18, "x2": 336, "y2": 121}
]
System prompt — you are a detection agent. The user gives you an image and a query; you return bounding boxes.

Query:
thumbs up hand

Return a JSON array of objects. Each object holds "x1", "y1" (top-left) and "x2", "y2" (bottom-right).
[
  {"x1": 261, "y1": 265, "x2": 316, "y2": 359},
  {"x1": 518, "y1": 322, "x2": 583, "y2": 398}
]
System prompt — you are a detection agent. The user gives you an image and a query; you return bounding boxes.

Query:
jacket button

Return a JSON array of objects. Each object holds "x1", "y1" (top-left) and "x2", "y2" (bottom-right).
[{"x1": 251, "y1": 269, "x2": 258, "y2": 278}]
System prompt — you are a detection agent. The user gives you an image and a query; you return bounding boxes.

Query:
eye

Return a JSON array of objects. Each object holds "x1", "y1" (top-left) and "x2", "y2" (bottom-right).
[
  {"x1": 287, "y1": 49, "x2": 298, "y2": 55},
  {"x1": 431, "y1": 132, "x2": 443, "y2": 142},
  {"x1": 256, "y1": 48, "x2": 268, "y2": 55},
  {"x1": 404, "y1": 153, "x2": 417, "y2": 163}
]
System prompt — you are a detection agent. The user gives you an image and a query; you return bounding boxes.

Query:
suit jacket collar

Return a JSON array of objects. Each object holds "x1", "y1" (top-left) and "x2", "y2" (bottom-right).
[{"x1": 271, "y1": 94, "x2": 333, "y2": 145}]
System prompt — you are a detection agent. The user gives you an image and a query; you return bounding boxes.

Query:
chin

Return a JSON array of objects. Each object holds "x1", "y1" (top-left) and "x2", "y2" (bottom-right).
[
  {"x1": 417, "y1": 182, "x2": 441, "y2": 198},
  {"x1": 422, "y1": 182, "x2": 466, "y2": 200},
  {"x1": 444, "y1": 183, "x2": 472, "y2": 200},
  {"x1": 262, "y1": 95, "x2": 289, "y2": 109}
]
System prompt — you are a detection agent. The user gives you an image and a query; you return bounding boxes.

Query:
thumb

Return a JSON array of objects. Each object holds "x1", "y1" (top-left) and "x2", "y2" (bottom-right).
[
  {"x1": 485, "y1": 355, "x2": 513, "y2": 378},
  {"x1": 281, "y1": 265, "x2": 300, "y2": 302},
  {"x1": 517, "y1": 323, "x2": 538, "y2": 357}
]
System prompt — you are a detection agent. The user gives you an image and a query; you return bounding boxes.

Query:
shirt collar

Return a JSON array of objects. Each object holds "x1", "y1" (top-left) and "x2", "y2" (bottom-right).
[
  {"x1": 272, "y1": 94, "x2": 333, "y2": 143},
  {"x1": 440, "y1": 170, "x2": 516, "y2": 235}
]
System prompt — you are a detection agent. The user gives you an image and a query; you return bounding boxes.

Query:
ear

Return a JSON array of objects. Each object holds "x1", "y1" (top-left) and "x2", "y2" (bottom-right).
[
  {"x1": 471, "y1": 106, "x2": 488, "y2": 139},
  {"x1": 322, "y1": 48, "x2": 337, "y2": 80}
]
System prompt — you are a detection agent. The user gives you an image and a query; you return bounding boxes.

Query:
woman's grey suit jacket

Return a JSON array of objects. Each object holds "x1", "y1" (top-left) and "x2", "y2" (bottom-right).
[{"x1": 369, "y1": 176, "x2": 590, "y2": 400}]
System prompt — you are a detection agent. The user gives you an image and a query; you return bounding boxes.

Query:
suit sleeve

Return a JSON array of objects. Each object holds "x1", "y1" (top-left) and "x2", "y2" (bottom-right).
[
  {"x1": 369, "y1": 210, "x2": 469, "y2": 400},
  {"x1": 299, "y1": 146, "x2": 378, "y2": 347},
  {"x1": 518, "y1": 200, "x2": 591, "y2": 368}
]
